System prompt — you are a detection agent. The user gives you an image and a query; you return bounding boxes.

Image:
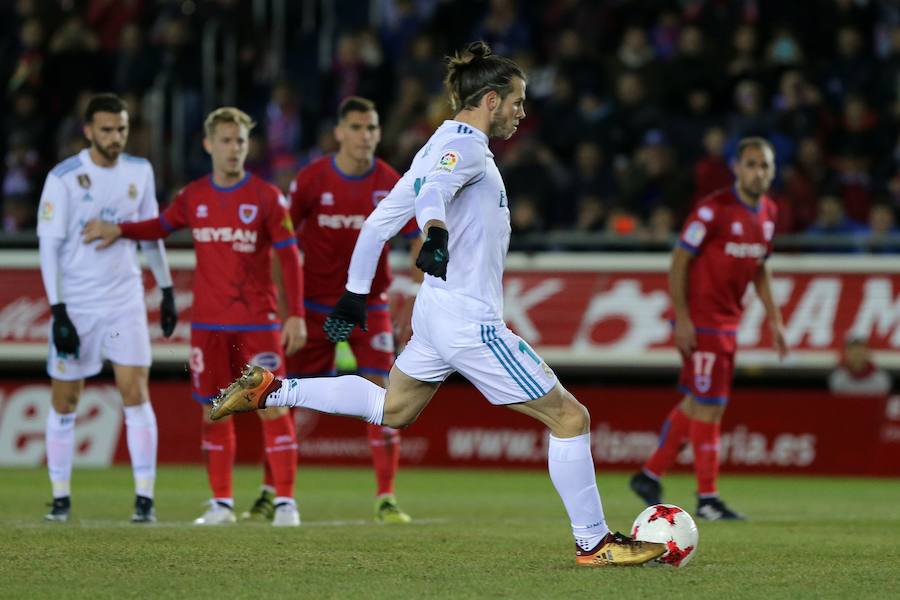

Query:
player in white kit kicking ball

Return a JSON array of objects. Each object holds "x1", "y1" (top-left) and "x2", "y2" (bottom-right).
[
  {"x1": 37, "y1": 94, "x2": 177, "y2": 523},
  {"x1": 210, "y1": 42, "x2": 665, "y2": 567}
]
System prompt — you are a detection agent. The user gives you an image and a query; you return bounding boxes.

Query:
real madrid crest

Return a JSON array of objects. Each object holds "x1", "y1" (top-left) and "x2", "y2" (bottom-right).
[
  {"x1": 77, "y1": 174, "x2": 91, "y2": 189},
  {"x1": 128, "y1": 183, "x2": 138, "y2": 199}
]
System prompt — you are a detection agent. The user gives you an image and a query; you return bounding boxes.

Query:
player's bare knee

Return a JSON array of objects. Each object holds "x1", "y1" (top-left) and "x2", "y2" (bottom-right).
[
  {"x1": 51, "y1": 381, "x2": 81, "y2": 413},
  {"x1": 558, "y1": 395, "x2": 590, "y2": 437},
  {"x1": 52, "y1": 394, "x2": 79, "y2": 414}
]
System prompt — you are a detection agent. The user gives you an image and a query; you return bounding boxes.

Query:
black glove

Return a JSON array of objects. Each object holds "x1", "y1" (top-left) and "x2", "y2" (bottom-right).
[
  {"x1": 50, "y1": 303, "x2": 80, "y2": 357},
  {"x1": 160, "y1": 287, "x2": 177, "y2": 338},
  {"x1": 416, "y1": 226, "x2": 449, "y2": 280},
  {"x1": 323, "y1": 290, "x2": 368, "y2": 343}
]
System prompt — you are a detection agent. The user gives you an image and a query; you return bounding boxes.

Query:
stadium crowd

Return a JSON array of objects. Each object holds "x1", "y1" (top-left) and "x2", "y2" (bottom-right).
[{"x1": 2, "y1": 0, "x2": 900, "y2": 249}]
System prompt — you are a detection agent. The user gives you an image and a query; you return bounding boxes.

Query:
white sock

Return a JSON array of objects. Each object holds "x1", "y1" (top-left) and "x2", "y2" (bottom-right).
[
  {"x1": 46, "y1": 408, "x2": 76, "y2": 498},
  {"x1": 213, "y1": 498, "x2": 234, "y2": 509},
  {"x1": 124, "y1": 402, "x2": 158, "y2": 499},
  {"x1": 548, "y1": 433, "x2": 610, "y2": 550},
  {"x1": 265, "y1": 375, "x2": 385, "y2": 424},
  {"x1": 274, "y1": 496, "x2": 295, "y2": 507}
]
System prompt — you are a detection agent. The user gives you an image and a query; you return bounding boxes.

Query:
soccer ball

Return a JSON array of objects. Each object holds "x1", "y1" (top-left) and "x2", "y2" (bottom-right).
[{"x1": 631, "y1": 504, "x2": 699, "y2": 568}]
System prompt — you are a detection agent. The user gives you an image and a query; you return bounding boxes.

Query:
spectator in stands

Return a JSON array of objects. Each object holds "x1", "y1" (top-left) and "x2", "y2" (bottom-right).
[
  {"x1": 265, "y1": 80, "x2": 302, "y2": 156},
  {"x1": 638, "y1": 204, "x2": 676, "y2": 245},
  {"x1": 805, "y1": 194, "x2": 867, "y2": 252},
  {"x1": 619, "y1": 130, "x2": 689, "y2": 221},
  {"x1": 782, "y1": 137, "x2": 832, "y2": 232},
  {"x1": 572, "y1": 194, "x2": 606, "y2": 232},
  {"x1": 691, "y1": 126, "x2": 732, "y2": 204},
  {"x1": 830, "y1": 94, "x2": 880, "y2": 223},
  {"x1": 552, "y1": 141, "x2": 615, "y2": 229},
  {"x1": 8, "y1": 17, "x2": 45, "y2": 95},
  {"x1": 473, "y1": 0, "x2": 531, "y2": 58},
  {"x1": 649, "y1": 10, "x2": 680, "y2": 62},
  {"x1": 828, "y1": 335, "x2": 892, "y2": 395},
  {"x1": 772, "y1": 70, "x2": 823, "y2": 141},
  {"x1": 725, "y1": 24, "x2": 762, "y2": 85},
  {"x1": 822, "y1": 26, "x2": 875, "y2": 107},
  {"x1": 5, "y1": 0, "x2": 900, "y2": 251},
  {"x1": 2, "y1": 131, "x2": 40, "y2": 231},
  {"x1": 111, "y1": 23, "x2": 159, "y2": 94},
  {"x1": 865, "y1": 202, "x2": 900, "y2": 253}
]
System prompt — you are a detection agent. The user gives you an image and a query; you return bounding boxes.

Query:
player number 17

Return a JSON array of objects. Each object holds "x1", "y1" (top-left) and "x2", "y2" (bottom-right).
[{"x1": 692, "y1": 352, "x2": 716, "y2": 376}]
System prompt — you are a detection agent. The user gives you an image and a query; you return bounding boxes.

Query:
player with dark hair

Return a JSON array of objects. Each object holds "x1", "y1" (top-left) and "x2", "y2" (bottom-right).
[
  {"x1": 84, "y1": 107, "x2": 306, "y2": 527},
  {"x1": 38, "y1": 93, "x2": 177, "y2": 523},
  {"x1": 278, "y1": 95, "x2": 421, "y2": 523},
  {"x1": 630, "y1": 137, "x2": 788, "y2": 520},
  {"x1": 210, "y1": 42, "x2": 666, "y2": 566}
]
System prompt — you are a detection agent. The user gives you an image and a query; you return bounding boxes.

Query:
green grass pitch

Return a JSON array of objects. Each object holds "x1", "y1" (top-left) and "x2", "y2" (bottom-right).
[{"x1": 1, "y1": 466, "x2": 898, "y2": 599}]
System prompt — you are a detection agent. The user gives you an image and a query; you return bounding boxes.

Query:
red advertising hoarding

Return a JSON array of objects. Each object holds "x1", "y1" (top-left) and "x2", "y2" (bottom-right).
[
  {"x1": 3, "y1": 252, "x2": 900, "y2": 369},
  {"x1": 2, "y1": 380, "x2": 897, "y2": 476}
]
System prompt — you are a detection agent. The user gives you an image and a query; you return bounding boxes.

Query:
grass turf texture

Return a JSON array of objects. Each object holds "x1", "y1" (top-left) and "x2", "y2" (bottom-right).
[{"x1": 1, "y1": 467, "x2": 898, "y2": 599}]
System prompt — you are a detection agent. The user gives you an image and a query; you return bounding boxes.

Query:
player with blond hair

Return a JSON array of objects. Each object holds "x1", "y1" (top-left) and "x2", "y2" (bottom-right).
[{"x1": 84, "y1": 107, "x2": 306, "y2": 526}]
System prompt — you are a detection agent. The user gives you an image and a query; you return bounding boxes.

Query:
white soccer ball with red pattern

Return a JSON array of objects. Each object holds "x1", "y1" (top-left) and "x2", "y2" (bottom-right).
[{"x1": 631, "y1": 504, "x2": 699, "y2": 568}]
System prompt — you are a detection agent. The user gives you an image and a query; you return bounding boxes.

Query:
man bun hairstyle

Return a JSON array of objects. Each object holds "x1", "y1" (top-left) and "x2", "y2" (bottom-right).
[
  {"x1": 444, "y1": 41, "x2": 526, "y2": 113},
  {"x1": 85, "y1": 93, "x2": 128, "y2": 122}
]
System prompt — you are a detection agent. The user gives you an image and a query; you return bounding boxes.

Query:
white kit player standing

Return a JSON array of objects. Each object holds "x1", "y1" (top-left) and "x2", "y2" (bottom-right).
[
  {"x1": 36, "y1": 94, "x2": 177, "y2": 523},
  {"x1": 209, "y1": 42, "x2": 665, "y2": 567}
]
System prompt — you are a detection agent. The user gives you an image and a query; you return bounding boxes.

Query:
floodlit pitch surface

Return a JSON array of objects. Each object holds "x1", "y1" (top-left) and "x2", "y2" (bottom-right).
[{"x1": 1, "y1": 467, "x2": 897, "y2": 599}]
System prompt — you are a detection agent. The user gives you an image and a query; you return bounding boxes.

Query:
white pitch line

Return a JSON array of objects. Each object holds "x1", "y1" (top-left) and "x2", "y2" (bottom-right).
[{"x1": 1, "y1": 517, "x2": 450, "y2": 529}]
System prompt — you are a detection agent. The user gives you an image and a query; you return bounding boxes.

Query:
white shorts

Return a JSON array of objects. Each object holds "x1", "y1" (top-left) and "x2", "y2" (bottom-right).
[
  {"x1": 47, "y1": 305, "x2": 152, "y2": 381},
  {"x1": 395, "y1": 303, "x2": 558, "y2": 405}
]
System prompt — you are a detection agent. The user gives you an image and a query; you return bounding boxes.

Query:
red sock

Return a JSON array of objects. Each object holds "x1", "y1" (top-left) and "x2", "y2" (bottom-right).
[
  {"x1": 643, "y1": 405, "x2": 691, "y2": 478},
  {"x1": 263, "y1": 459, "x2": 274, "y2": 490},
  {"x1": 367, "y1": 423, "x2": 400, "y2": 496},
  {"x1": 690, "y1": 419, "x2": 721, "y2": 496},
  {"x1": 201, "y1": 419, "x2": 235, "y2": 499},
  {"x1": 261, "y1": 414, "x2": 298, "y2": 499}
]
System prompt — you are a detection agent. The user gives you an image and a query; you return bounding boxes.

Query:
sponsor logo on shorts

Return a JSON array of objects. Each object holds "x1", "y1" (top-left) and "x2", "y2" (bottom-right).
[
  {"x1": 77, "y1": 174, "x2": 91, "y2": 189},
  {"x1": 694, "y1": 374, "x2": 711, "y2": 393},
  {"x1": 370, "y1": 332, "x2": 394, "y2": 353},
  {"x1": 250, "y1": 351, "x2": 281, "y2": 370},
  {"x1": 239, "y1": 203, "x2": 258, "y2": 224}
]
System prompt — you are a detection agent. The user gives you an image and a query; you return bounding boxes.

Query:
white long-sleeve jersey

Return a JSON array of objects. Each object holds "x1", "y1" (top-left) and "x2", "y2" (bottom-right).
[
  {"x1": 346, "y1": 120, "x2": 510, "y2": 322},
  {"x1": 36, "y1": 149, "x2": 167, "y2": 312}
]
